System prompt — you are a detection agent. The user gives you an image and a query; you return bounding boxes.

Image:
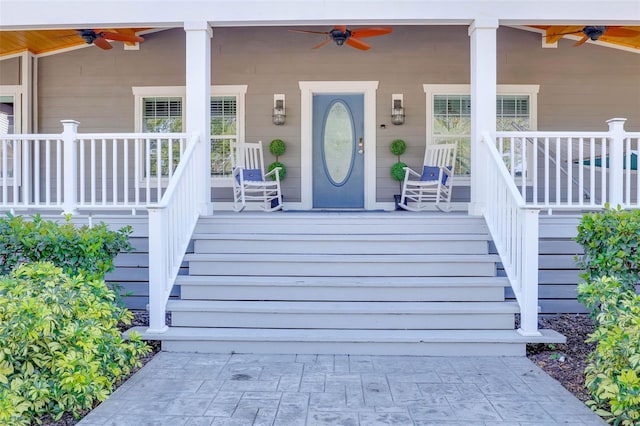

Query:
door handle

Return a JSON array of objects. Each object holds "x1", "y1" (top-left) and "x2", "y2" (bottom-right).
[{"x1": 358, "y1": 137, "x2": 364, "y2": 154}]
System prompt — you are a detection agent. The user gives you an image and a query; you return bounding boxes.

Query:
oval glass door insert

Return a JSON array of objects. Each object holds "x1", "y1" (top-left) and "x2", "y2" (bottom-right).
[{"x1": 323, "y1": 101, "x2": 354, "y2": 185}]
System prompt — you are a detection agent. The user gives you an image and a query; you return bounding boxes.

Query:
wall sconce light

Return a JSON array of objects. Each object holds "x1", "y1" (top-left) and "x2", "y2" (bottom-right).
[
  {"x1": 272, "y1": 94, "x2": 286, "y2": 125},
  {"x1": 391, "y1": 94, "x2": 405, "y2": 125}
]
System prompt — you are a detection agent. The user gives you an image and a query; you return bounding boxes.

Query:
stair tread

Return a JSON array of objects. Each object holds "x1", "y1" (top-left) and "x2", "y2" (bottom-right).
[
  {"x1": 175, "y1": 275, "x2": 509, "y2": 287},
  {"x1": 166, "y1": 300, "x2": 520, "y2": 314},
  {"x1": 192, "y1": 233, "x2": 490, "y2": 241},
  {"x1": 129, "y1": 326, "x2": 566, "y2": 344},
  {"x1": 185, "y1": 253, "x2": 501, "y2": 262}
]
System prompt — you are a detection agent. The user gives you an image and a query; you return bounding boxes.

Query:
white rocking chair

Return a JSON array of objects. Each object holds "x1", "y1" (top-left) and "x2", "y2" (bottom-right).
[
  {"x1": 231, "y1": 141, "x2": 283, "y2": 212},
  {"x1": 399, "y1": 142, "x2": 457, "y2": 212}
]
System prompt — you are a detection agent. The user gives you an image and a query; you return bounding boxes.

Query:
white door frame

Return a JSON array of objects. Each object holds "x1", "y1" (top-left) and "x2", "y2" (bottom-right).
[{"x1": 299, "y1": 81, "x2": 378, "y2": 210}]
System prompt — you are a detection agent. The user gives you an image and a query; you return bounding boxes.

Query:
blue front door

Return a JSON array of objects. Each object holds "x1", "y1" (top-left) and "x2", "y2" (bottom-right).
[{"x1": 312, "y1": 94, "x2": 365, "y2": 208}]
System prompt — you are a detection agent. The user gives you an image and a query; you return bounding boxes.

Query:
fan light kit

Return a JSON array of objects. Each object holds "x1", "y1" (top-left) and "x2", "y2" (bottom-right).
[{"x1": 290, "y1": 25, "x2": 392, "y2": 51}]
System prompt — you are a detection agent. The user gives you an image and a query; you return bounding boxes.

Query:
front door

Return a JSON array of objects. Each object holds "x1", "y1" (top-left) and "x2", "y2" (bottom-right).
[{"x1": 312, "y1": 94, "x2": 365, "y2": 208}]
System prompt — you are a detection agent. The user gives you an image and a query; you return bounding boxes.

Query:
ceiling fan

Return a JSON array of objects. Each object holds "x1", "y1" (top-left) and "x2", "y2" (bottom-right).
[
  {"x1": 547, "y1": 26, "x2": 640, "y2": 46},
  {"x1": 290, "y1": 25, "x2": 392, "y2": 50},
  {"x1": 77, "y1": 29, "x2": 145, "y2": 50}
]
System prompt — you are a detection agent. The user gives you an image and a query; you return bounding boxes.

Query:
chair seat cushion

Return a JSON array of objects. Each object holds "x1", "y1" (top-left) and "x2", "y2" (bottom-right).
[
  {"x1": 236, "y1": 168, "x2": 263, "y2": 183},
  {"x1": 420, "y1": 166, "x2": 451, "y2": 185}
]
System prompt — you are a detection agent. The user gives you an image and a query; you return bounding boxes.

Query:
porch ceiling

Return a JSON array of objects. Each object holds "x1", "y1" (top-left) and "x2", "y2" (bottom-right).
[
  {"x1": 1, "y1": 25, "x2": 639, "y2": 58},
  {"x1": 532, "y1": 25, "x2": 640, "y2": 50},
  {"x1": 0, "y1": 28, "x2": 151, "y2": 57}
]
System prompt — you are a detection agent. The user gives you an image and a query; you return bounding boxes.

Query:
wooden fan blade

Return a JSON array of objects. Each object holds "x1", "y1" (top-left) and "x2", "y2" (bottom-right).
[
  {"x1": 350, "y1": 28, "x2": 393, "y2": 38},
  {"x1": 604, "y1": 27, "x2": 640, "y2": 37},
  {"x1": 289, "y1": 29, "x2": 329, "y2": 35},
  {"x1": 100, "y1": 31, "x2": 144, "y2": 43},
  {"x1": 574, "y1": 35, "x2": 589, "y2": 46},
  {"x1": 335, "y1": 25, "x2": 347, "y2": 32},
  {"x1": 93, "y1": 37, "x2": 113, "y2": 50},
  {"x1": 345, "y1": 37, "x2": 370, "y2": 50},
  {"x1": 312, "y1": 38, "x2": 332, "y2": 49}
]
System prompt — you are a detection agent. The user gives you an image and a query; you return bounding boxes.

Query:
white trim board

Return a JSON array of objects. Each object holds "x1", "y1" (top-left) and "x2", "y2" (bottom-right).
[{"x1": 299, "y1": 81, "x2": 379, "y2": 210}]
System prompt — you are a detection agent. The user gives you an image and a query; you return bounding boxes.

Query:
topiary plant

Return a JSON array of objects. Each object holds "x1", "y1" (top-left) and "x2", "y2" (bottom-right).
[
  {"x1": 389, "y1": 139, "x2": 407, "y2": 194},
  {"x1": 268, "y1": 139, "x2": 287, "y2": 181}
]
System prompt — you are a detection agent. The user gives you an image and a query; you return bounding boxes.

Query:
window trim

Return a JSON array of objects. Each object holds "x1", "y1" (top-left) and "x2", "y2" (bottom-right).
[
  {"x1": 132, "y1": 85, "x2": 247, "y2": 187},
  {"x1": 423, "y1": 84, "x2": 539, "y2": 184},
  {"x1": 0, "y1": 86, "x2": 23, "y2": 186}
]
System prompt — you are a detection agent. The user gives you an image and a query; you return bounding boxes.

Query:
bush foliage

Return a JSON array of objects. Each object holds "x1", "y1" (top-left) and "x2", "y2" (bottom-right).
[
  {"x1": 576, "y1": 206, "x2": 640, "y2": 292},
  {"x1": 578, "y1": 277, "x2": 640, "y2": 424},
  {"x1": 0, "y1": 213, "x2": 133, "y2": 280},
  {"x1": 0, "y1": 262, "x2": 150, "y2": 425}
]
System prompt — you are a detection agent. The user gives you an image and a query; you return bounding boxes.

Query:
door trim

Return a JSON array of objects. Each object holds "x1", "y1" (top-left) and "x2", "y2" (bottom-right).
[{"x1": 299, "y1": 81, "x2": 378, "y2": 210}]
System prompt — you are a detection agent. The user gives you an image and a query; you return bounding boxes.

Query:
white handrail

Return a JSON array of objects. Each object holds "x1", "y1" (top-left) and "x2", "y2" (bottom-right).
[
  {"x1": 495, "y1": 119, "x2": 637, "y2": 211},
  {"x1": 146, "y1": 133, "x2": 203, "y2": 333},
  {"x1": 0, "y1": 121, "x2": 188, "y2": 213},
  {"x1": 481, "y1": 132, "x2": 541, "y2": 337}
]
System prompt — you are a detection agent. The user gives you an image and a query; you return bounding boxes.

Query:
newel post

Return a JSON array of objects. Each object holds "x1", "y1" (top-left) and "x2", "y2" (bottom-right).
[
  {"x1": 147, "y1": 206, "x2": 169, "y2": 334},
  {"x1": 518, "y1": 208, "x2": 541, "y2": 337},
  {"x1": 607, "y1": 118, "x2": 627, "y2": 208},
  {"x1": 61, "y1": 120, "x2": 79, "y2": 215}
]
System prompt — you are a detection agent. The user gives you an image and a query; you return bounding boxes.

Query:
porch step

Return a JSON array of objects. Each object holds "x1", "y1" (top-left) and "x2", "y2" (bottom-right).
[
  {"x1": 136, "y1": 213, "x2": 566, "y2": 356},
  {"x1": 184, "y1": 253, "x2": 500, "y2": 277},
  {"x1": 167, "y1": 300, "x2": 519, "y2": 329},
  {"x1": 176, "y1": 275, "x2": 510, "y2": 302},
  {"x1": 192, "y1": 233, "x2": 490, "y2": 255},
  {"x1": 130, "y1": 327, "x2": 566, "y2": 357},
  {"x1": 194, "y1": 213, "x2": 490, "y2": 235}
]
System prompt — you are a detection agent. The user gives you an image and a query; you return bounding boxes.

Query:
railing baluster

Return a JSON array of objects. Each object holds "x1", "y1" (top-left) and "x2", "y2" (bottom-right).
[
  {"x1": 566, "y1": 138, "x2": 572, "y2": 206},
  {"x1": 102, "y1": 139, "x2": 107, "y2": 205}
]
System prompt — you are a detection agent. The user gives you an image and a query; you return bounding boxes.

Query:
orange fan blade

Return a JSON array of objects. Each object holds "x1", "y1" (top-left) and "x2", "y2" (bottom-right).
[
  {"x1": 350, "y1": 28, "x2": 392, "y2": 38},
  {"x1": 335, "y1": 25, "x2": 347, "y2": 33},
  {"x1": 289, "y1": 29, "x2": 330, "y2": 35},
  {"x1": 312, "y1": 38, "x2": 333, "y2": 49},
  {"x1": 345, "y1": 37, "x2": 370, "y2": 50},
  {"x1": 604, "y1": 27, "x2": 640, "y2": 37},
  {"x1": 574, "y1": 35, "x2": 590, "y2": 46},
  {"x1": 93, "y1": 37, "x2": 113, "y2": 50},
  {"x1": 100, "y1": 31, "x2": 144, "y2": 43}
]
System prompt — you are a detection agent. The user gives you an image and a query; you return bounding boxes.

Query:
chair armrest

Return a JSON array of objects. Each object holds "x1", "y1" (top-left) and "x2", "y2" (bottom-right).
[
  {"x1": 264, "y1": 166, "x2": 281, "y2": 180},
  {"x1": 403, "y1": 166, "x2": 422, "y2": 179}
]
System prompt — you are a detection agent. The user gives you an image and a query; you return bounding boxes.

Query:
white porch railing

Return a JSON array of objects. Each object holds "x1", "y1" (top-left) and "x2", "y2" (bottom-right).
[
  {"x1": 481, "y1": 133, "x2": 541, "y2": 336},
  {"x1": 146, "y1": 132, "x2": 204, "y2": 333},
  {"x1": 0, "y1": 120, "x2": 188, "y2": 214},
  {"x1": 495, "y1": 118, "x2": 640, "y2": 212}
]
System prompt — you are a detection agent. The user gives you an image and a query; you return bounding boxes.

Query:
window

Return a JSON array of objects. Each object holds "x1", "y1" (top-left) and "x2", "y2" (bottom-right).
[
  {"x1": 424, "y1": 84, "x2": 539, "y2": 180},
  {"x1": 133, "y1": 85, "x2": 246, "y2": 185},
  {"x1": 0, "y1": 91, "x2": 20, "y2": 184}
]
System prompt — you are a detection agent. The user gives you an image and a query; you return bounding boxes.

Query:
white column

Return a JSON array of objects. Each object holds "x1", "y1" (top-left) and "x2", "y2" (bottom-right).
[
  {"x1": 607, "y1": 118, "x2": 627, "y2": 208},
  {"x1": 184, "y1": 21, "x2": 212, "y2": 214},
  {"x1": 468, "y1": 19, "x2": 498, "y2": 216},
  {"x1": 61, "y1": 119, "x2": 79, "y2": 215}
]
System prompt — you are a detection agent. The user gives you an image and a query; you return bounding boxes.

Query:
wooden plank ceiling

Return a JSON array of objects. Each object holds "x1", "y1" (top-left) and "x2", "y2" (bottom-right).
[
  {"x1": 1, "y1": 26, "x2": 639, "y2": 58},
  {"x1": 0, "y1": 28, "x2": 150, "y2": 57},
  {"x1": 533, "y1": 25, "x2": 640, "y2": 50}
]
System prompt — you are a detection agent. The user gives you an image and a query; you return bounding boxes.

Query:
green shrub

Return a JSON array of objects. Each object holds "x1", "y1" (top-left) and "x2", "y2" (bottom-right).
[
  {"x1": 0, "y1": 262, "x2": 150, "y2": 424},
  {"x1": 576, "y1": 206, "x2": 640, "y2": 292},
  {"x1": 389, "y1": 139, "x2": 407, "y2": 157},
  {"x1": 0, "y1": 213, "x2": 133, "y2": 280},
  {"x1": 390, "y1": 161, "x2": 407, "y2": 182},
  {"x1": 578, "y1": 276, "x2": 640, "y2": 424}
]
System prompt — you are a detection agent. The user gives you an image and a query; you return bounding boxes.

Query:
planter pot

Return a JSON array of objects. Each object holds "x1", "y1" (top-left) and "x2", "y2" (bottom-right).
[{"x1": 394, "y1": 194, "x2": 405, "y2": 210}]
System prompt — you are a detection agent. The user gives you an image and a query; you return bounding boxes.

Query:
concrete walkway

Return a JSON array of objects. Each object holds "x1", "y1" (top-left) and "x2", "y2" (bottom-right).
[{"x1": 78, "y1": 353, "x2": 605, "y2": 425}]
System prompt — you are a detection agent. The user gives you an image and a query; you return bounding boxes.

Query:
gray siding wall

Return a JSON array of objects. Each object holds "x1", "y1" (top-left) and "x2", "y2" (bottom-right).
[
  {"x1": 12, "y1": 26, "x2": 640, "y2": 204},
  {"x1": 0, "y1": 57, "x2": 20, "y2": 85}
]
